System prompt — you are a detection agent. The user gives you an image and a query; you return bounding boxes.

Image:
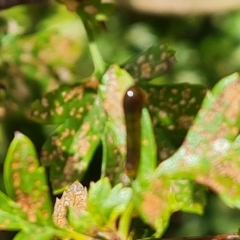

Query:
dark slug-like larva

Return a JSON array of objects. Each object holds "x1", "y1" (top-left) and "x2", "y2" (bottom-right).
[{"x1": 123, "y1": 85, "x2": 145, "y2": 178}]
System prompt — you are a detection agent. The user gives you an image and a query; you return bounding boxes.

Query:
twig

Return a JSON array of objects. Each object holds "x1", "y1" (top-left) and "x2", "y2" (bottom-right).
[
  {"x1": 139, "y1": 233, "x2": 240, "y2": 240},
  {"x1": 0, "y1": 0, "x2": 49, "y2": 10}
]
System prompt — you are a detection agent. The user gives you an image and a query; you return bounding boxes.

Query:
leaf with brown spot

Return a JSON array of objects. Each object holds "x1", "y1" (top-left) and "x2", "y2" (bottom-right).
[
  {"x1": 0, "y1": 191, "x2": 27, "y2": 230},
  {"x1": 101, "y1": 124, "x2": 126, "y2": 185},
  {"x1": 3, "y1": 132, "x2": 53, "y2": 225},
  {"x1": 0, "y1": 190, "x2": 67, "y2": 239},
  {"x1": 145, "y1": 83, "x2": 207, "y2": 162},
  {"x1": 76, "y1": 0, "x2": 114, "y2": 27},
  {"x1": 42, "y1": 99, "x2": 106, "y2": 193},
  {"x1": 99, "y1": 66, "x2": 156, "y2": 183},
  {"x1": 30, "y1": 77, "x2": 103, "y2": 194},
  {"x1": 133, "y1": 177, "x2": 205, "y2": 236},
  {"x1": 30, "y1": 83, "x2": 97, "y2": 124},
  {"x1": 99, "y1": 65, "x2": 134, "y2": 182},
  {"x1": 123, "y1": 43, "x2": 176, "y2": 82},
  {"x1": 0, "y1": 28, "x2": 83, "y2": 105},
  {"x1": 1, "y1": 133, "x2": 91, "y2": 239},
  {"x1": 100, "y1": 65, "x2": 157, "y2": 182},
  {"x1": 156, "y1": 73, "x2": 240, "y2": 208}
]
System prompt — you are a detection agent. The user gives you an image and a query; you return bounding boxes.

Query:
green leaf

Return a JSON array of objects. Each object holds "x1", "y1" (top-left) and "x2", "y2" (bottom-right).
[
  {"x1": 31, "y1": 80, "x2": 104, "y2": 193},
  {"x1": 101, "y1": 123, "x2": 125, "y2": 184},
  {"x1": 0, "y1": 133, "x2": 86, "y2": 239},
  {"x1": 3, "y1": 132, "x2": 53, "y2": 225},
  {"x1": 99, "y1": 65, "x2": 134, "y2": 182},
  {"x1": 100, "y1": 65, "x2": 158, "y2": 181},
  {"x1": 137, "y1": 108, "x2": 157, "y2": 180},
  {"x1": 30, "y1": 83, "x2": 97, "y2": 124},
  {"x1": 145, "y1": 83, "x2": 207, "y2": 162},
  {"x1": 41, "y1": 99, "x2": 106, "y2": 193},
  {"x1": 0, "y1": 189, "x2": 64, "y2": 238},
  {"x1": 1, "y1": 23, "x2": 84, "y2": 92},
  {"x1": 69, "y1": 178, "x2": 132, "y2": 235},
  {"x1": 146, "y1": 83, "x2": 207, "y2": 146},
  {"x1": 123, "y1": 43, "x2": 176, "y2": 82},
  {"x1": 118, "y1": 201, "x2": 134, "y2": 240},
  {"x1": 154, "y1": 128, "x2": 176, "y2": 163},
  {"x1": 156, "y1": 73, "x2": 240, "y2": 208},
  {"x1": 13, "y1": 230, "x2": 54, "y2": 240},
  {"x1": 0, "y1": 191, "x2": 27, "y2": 230},
  {"x1": 88, "y1": 180, "x2": 132, "y2": 226},
  {"x1": 133, "y1": 177, "x2": 205, "y2": 236},
  {"x1": 0, "y1": 188, "x2": 85, "y2": 240}
]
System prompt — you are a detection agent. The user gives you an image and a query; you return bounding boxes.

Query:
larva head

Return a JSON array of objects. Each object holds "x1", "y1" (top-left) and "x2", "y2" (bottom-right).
[{"x1": 123, "y1": 85, "x2": 146, "y2": 115}]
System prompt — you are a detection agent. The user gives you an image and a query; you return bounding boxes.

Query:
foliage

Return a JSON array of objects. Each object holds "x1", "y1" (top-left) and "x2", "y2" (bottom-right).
[{"x1": 1, "y1": 0, "x2": 240, "y2": 240}]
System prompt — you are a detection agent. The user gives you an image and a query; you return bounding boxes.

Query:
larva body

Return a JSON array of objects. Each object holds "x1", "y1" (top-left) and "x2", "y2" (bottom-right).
[{"x1": 123, "y1": 85, "x2": 145, "y2": 178}]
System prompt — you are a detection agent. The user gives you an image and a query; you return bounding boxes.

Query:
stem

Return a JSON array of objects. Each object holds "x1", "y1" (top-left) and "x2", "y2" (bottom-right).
[
  {"x1": 141, "y1": 233, "x2": 239, "y2": 240},
  {"x1": 118, "y1": 201, "x2": 134, "y2": 240},
  {"x1": 81, "y1": 17, "x2": 106, "y2": 78},
  {"x1": 60, "y1": 228, "x2": 94, "y2": 240}
]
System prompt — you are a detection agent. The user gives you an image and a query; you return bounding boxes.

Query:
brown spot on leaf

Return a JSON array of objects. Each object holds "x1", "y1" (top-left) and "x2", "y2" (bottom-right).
[
  {"x1": 197, "y1": 156, "x2": 240, "y2": 199},
  {"x1": 11, "y1": 160, "x2": 22, "y2": 170},
  {"x1": 84, "y1": 4, "x2": 98, "y2": 15},
  {"x1": 63, "y1": 156, "x2": 79, "y2": 181},
  {"x1": 16, "y1": 189, "x2": 43, "y2": 223},
  {"x1": 85, "y1": 76, "x2": 99, "y2": 89},
  {"x1": 140, "y1": 62, "x2": 151, "y2": 79},
  {"x1": 56, "y1": 106, "x2": 63, "y2": 115},
  {"x1": 13, "y1": 172, "x2": 21, "y2": 188},
  {"x1": 181, "y1": 78, "x2": 240, "y2": 160},
  {"x1": 60, "y1": 0, "x2": 80, "y2": 12},
  {"x1": 63, "y1": 86, "x2": 84, "y2": 103},
  {"x1": 141, "y1": 180, "x2": 169, "y2": 226},
  {"x1": 141, "y1": 191, "x2": 164, "y2": 225},
  {"x1": 102, "y1": 67, "x2": 126, "y2": 143}
]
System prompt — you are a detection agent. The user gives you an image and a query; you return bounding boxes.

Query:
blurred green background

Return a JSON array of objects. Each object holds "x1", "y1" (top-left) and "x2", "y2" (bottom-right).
[{"x1": 1, "y1": 0, "x2": 240, "y2": 239}]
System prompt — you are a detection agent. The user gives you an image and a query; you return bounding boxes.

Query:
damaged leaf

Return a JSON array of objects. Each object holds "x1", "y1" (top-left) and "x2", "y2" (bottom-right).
[
  {"x1": 156, "y1": 73, "x2": 240, "y2": 208},
  {"x1": 53, "y1": 181, "x2": 87, "y2": 228}
]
